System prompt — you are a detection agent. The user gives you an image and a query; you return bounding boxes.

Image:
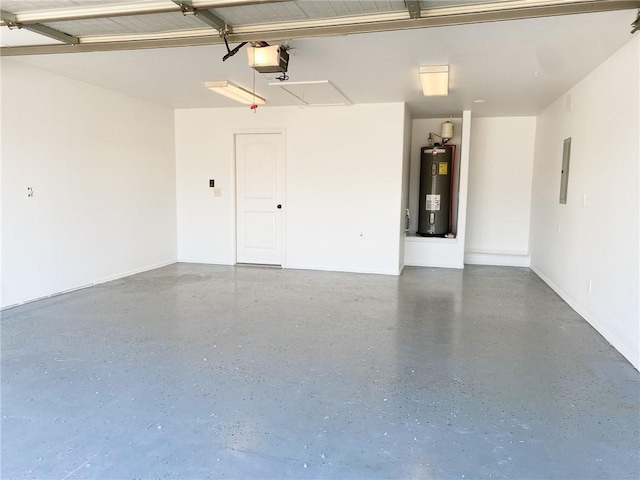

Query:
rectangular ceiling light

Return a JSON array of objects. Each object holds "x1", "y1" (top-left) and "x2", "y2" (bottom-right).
[
  {"x1": 204, "y1": 81, "x2": 266, "y2": 105},
  {"x1": 419, "y1": 65, "x2": 449, "y2": 96}
]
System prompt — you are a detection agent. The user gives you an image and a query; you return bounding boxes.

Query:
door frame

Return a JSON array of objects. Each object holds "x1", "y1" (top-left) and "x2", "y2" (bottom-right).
[{"x1": 233, "y1": 128, "x2": 287, "y2": 267}]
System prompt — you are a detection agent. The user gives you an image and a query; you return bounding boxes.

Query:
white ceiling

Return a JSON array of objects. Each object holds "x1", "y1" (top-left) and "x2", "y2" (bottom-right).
[{"x1": 2, "y1": 8, "x2": 637, "y2": 117}]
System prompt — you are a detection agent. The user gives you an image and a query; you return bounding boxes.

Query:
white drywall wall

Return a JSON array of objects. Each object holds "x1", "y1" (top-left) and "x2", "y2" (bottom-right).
[
  {"x1": 399, "y1": 104, "x2": 412, "y2": 271},
  {"x1": 0, "y1": 62, "x2": 3, "y2": 309},
  {"x1": 465, "y1": 117, "x2": 537, "y2": 266},
  {"x1": 175, "y1": 103, "x2": 406, "y2": 275},
  {"x1": 1, "y1": 59, "x2": 177, "y2": 309},
  {"x1": 530, "y1": 36, "x2": 640, "y2": 370}
]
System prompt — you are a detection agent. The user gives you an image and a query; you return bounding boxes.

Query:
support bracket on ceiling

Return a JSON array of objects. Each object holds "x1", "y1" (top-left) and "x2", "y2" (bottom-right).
[
  {"x1": 632, "y1": 9, "x2": 639, "y2": 33},
  {"x1": 406, "y1": 1, "x2": 421, "y2": 19},
  {"x1": 222, "y1": 33, "x2": 247, "y2": 61},
  {"x1": 0, "y1": 9, "x2": 79, "y2": 44},
  {"x1": 174, "y1": 1, "x2": 230, "y2": 34}
]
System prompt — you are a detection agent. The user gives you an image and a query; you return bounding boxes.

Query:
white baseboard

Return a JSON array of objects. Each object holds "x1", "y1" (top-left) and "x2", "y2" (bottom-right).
[
  {"x1": 284, "y1": 263, "x2": 401, "y2": 276},
  {"x1": 1, "y1": 283, "x2": 94, "y2": 311},
  {"x1": 177, "y1": 258, "x2": 235, "y2": 266},
  {"x1": 178, "y1": 260, "x2": 403, "y2": 276},
  {"x1": 93, "y1": 259, "x2": 177, "y2": 285},
  {"x1": 2, "y1": 259, "x2": 177, "y2": 311},
  {"x1": 530, "y1": 264, "x2": 639, "y2": 371},
  {"x1": 464, "y1": 251, "x2": 531, "y2": 267}
]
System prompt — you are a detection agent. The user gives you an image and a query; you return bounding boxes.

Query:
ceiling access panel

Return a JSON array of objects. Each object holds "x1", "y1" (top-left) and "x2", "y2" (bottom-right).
[
  {"x1": 41, "y1": 12, "x2": 207, "y2": 37},
  {"x1": 269, "y1": 80, "x2": 352, "y2": 106}
]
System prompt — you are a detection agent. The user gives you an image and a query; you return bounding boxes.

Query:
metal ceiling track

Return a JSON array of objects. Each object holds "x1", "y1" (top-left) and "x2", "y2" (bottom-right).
[
  {"x1": 0, "y1": 9, "x2": 80, "y2": 45},
  {"x1": 171, "y1": 0, "x2": 230, "y2": 32},
  {"x1": 1, "y1": 0, "x2": 638, "y2": 56},
  {"x1": 0, "y1": 0, "x2": 287, "y2": 24}
]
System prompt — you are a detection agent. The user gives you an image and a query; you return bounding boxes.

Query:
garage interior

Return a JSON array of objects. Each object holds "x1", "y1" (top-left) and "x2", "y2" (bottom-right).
[{"x1": 1, "y1": 1, "x2": 639, "y2": 478}]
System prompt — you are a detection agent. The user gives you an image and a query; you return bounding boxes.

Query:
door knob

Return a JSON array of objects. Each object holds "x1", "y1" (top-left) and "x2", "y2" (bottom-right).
[{"x1": 277, "y1": 204, "x2": 282, "y2": 209}]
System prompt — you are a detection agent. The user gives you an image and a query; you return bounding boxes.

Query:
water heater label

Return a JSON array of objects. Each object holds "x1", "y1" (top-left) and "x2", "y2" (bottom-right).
[
  {"x1": 439, "y1": 162, "x2": 448, "y2": 175},
  {"x1": 426, "y1": 194, "x2": 441, "y2": 211}
]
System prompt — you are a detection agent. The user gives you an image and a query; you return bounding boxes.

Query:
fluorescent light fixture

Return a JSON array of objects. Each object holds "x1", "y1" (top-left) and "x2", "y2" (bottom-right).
[
  {"x1": 204, "y1": 81, "x2": 266, "y2": 105},
  {"x1": 419, "y1": 65, "x2": 449, "y2": 96}
]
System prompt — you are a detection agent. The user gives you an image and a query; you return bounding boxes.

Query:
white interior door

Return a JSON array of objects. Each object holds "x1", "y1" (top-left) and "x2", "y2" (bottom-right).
[{"x1": 235, "y1": 133, "x2": 285, "y2": 265}]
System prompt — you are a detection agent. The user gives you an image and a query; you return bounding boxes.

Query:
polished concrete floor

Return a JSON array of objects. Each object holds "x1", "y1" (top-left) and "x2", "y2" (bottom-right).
[{"x1": 2, "y1": 264, "x2": 639, "y2": 479}]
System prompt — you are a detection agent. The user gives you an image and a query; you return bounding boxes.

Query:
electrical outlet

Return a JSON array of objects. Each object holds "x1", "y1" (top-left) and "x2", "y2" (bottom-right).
[
  {"x1": 27, "y1": 187, "x2": 33, "y2": 198},
  {"x1": 213, "y1": 188, "x2": 222, "y2": 197}
]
